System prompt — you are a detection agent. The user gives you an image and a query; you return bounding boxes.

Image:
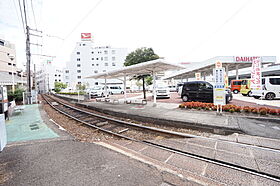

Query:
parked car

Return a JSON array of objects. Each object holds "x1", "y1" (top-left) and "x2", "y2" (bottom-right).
[
  {"x1": 87, "y1": 86, "x2": 103, "y2": 98},
  {"x1": 103, "y1": 85, "x2": 124, "y2": 95},
  {"x1": 240, "y1": 79, "x2": 252, "y2": 96},
  {"x1": 176, "y1": 83, "x2": 184, "y2": 93},
  {"x1": 230, "y1": 79, "x2": 242, "y2": 94},
  {"x1": 181, "y1": 81, "x2": 232, "y2": 104},
  {"x1": 156, "y1": 84, "x2": 170, "y2": 98},
  {"x1": 251, "y1": 76, "x2": 280, "y2": 100},
  {"x1": 168, "y1": 85, "x2": 177, "y2": 92}
]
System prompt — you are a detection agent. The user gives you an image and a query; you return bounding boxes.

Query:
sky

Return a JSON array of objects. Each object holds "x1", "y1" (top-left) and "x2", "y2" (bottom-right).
[{"x1": 1, "y1": 0, "x2": 280, "y2": 70}]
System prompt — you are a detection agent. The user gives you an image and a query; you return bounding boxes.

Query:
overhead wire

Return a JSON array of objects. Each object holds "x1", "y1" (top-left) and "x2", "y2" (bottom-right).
[
  {"x1": 30, "y1": 0, "x2": 37, "y2": 29},
  {"x1": 17, "y1": 0, "x2": 26, "y2": 34},
  {"x1": 63, "y1": 0, "x2": 104, "y2": 40},
  {"x1": 189, "y1": 0, "x2": 252, "y2": 54}
]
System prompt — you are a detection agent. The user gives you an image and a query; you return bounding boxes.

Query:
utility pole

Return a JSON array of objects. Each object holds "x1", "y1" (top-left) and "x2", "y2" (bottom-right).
[{"x1": 23, "y1": 0, "x2": 42, "y2": 104}]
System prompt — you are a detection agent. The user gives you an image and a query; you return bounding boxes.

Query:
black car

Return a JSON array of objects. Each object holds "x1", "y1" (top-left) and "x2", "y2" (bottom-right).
[{"x1": 181, "y1": 81, "x2": 232, "y2": 104}]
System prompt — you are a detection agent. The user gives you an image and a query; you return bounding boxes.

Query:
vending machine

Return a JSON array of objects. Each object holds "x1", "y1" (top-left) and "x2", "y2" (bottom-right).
[
  {"x1": 0, "y1": 86, "x2": 8, "y2": 115},
  {"x1": 0, "y1": 86, "x2": 7, "y2": 151}
]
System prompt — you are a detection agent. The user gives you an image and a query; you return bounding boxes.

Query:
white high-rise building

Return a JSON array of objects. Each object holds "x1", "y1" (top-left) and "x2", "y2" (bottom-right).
[
  {"x1": 64, "y1": 34, "x2": 128, "y2": 89},
  {"x1": 36, "y1": 60, "x2": 64, "y2": 93}
]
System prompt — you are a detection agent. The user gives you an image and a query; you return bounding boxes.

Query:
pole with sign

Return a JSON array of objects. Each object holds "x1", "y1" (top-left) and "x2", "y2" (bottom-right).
[{"x1": 213, "y1": 61, "x2": 226, "y2": 114}]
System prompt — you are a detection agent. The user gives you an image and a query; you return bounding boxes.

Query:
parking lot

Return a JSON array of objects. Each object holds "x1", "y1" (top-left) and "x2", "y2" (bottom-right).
[{"x1": 105, "y1": 92, "x2": 280, "y2": 109}]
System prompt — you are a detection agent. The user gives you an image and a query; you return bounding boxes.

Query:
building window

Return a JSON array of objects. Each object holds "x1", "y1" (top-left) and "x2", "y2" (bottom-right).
[
  {"x1": 96, "y1": 58, "x2": 99, "y2": 60},
  {"x1": 101, "y1": 57, "x2": 103, "y2": 61},
  {"x1": 8, "y1": 63, "x2": 11, "y2": 65},
  {"x1": 105, "y1": 63, "x2": 108, "y2": 66},
  {"x1": 82, "y1": 44, "x2": 86, "y2": 46},
  {"x1": 77, "y1": 64, "x2": 81, "y2": 67},
  {"x1": 77, "y1": 58, "x2": 80, "y2": 61},
  {"x1": 92, "y1": 64, "x2": 94, "y2": 66},
  {"x1": 77, "y1": 70, "x2": 81, "y2": 73},
  {"x1": 58, "y1": 75, "x2": 61, "y2": 77},
  {"x1": 55, "y1": 79, "x2": 57, "y2": 82},
  {"x1": 77, "y1": 76, "x2": 81, "y2": 79},
  {"x1": 77, "y1": 52, "x2": 80, "y2": 55},
  {"x1": 92, "y1": 58, "x2": 94, "y2": 60},
  {"x1": 65, "y1": 70, "x2": 69, "y2": 73},
  {"x1": 104, "y1": 57, "x2": 108, "y2": 61},
  {"x1": 91, "y1": 51, "x2": 94, "y2": 54},
  {"x1": 112, "y1": 62, "x2": 116, "y2": 66},
  {"x1": 13, "y1": 64, "x2": 16, "y2": 66},
  {"x1": 104, "y1": 50, "x2": 108, "y2": 54},
  {"x1": 112, "y1": 50, "x2": 116, "y2": 54},
  {"x1": 65, "y1": 76, "x2": 69, "y2": 79},
  {"x1": 59, "y1": 80, "x2": 61, "y2": 82},
  {"x1": 96, "y1": 64, "x2": 99, "y2": 66},
  {"x1": 112, "y1": 57, "x2": 116, "y2": 61},
  {"x1": 78, "y1": 82, "x2": 81, "y2": 84},
  {"x1": 55, "y1": 74, "x2": 57, "y2": 77},
  {"x1": 94, "y1": 70, "x2": 98, "y2": 73},
  {"x1": 103, "y1": 70, "x2": 106, "y2": 72}
]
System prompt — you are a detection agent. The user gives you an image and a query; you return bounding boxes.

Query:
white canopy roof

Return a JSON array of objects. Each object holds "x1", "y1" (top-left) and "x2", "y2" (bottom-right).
[
  {"x1": 164, "y1": 56, "x2": 276, "y2": 80},
  {"x1": 86, "y1": 59, "x2": 185, "y2": 79}
]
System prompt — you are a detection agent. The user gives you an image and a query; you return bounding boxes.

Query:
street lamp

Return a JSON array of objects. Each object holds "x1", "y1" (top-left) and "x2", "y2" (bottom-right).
[{"x1": 7, "y1": 53, "x2": 15, "y2": 93}]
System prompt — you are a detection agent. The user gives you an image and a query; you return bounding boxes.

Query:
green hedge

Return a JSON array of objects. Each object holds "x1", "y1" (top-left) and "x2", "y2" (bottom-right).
[{"x1": 58, "y1": 92, "x2": 86, "y2": 95}]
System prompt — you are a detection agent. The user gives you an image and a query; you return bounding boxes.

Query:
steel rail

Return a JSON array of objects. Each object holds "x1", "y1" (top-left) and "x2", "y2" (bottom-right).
[
  {"x1": 51, "y1": 94, "x2": 280, "y2": 153},
  {"x1": 43, "y1": 95, "x2": 280, "y2": 182}
]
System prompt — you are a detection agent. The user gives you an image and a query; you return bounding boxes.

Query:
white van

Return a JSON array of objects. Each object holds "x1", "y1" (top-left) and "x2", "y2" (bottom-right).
[
  {"x1": 251, "y1": 76, "x2": 280, "y2": 100},
  {"x1": 103, "y1": 85, "x2": 124, "y2": 95}
]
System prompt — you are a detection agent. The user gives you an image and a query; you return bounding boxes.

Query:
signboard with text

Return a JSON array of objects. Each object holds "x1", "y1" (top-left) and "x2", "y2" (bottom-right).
[
  {"x1": 250, "y1": 57, "x2": 262, "y2": 90},
  {"x1": 213, "y1": 68, "x2": 225, "y2": 105},
  {"x1": 235, "y1": 56, "x2": 260, "y2": 63},
  {"x1": 195, "y1": 73, "x2": 201, "y2": 80}
]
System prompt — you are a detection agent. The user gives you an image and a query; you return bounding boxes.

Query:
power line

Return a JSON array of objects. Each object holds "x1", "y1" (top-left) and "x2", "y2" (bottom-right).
[
  {"x1": 30, "y1": 0, "x2": 37, "y2": 29},
  {"x1": 64, "y1": 0, "x2": 104, "y2": 40},
  {"x1": 17, "y1": 0, "x2": 26, "y2": 34},
  {"x1": 12, "y1": 0, "x2": 25, "y2": 36},
  {"x1": 189, "y1": 0, "x2": 252, "y2": 54}
]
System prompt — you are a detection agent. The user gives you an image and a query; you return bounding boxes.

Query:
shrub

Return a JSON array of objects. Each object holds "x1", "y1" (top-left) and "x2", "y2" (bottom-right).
[
  {"x1": 251, "y1": 108, "x2": 259, "y2": 114},
  {"x1": 8, "y1": 88, "x2": 24, "y2": 102},
  {"x1": 269, "y1": 109, "x2": 278, "y2": 115},
  {"x1": 243, "y1": 106, "x2": 251, "y2": 113}
]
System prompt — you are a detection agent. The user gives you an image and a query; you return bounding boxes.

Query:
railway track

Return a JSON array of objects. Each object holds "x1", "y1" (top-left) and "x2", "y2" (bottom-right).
[{"x1": 42, "y1": 94, "x2": 280, "y2": 183}]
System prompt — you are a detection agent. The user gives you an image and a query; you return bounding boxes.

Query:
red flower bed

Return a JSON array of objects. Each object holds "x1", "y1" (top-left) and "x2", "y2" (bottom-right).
[{"x1": 179, "y1": 101, "x2": 279, "y2": 116}]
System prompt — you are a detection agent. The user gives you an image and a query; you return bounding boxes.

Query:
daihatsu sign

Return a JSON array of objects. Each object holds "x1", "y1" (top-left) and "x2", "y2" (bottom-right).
[
  {"x1": 81, "y1": 33, "x2": 92, "y2": 41},
  {"x1": 235, "y1": 56, "x2": 260, "y2": 63}
]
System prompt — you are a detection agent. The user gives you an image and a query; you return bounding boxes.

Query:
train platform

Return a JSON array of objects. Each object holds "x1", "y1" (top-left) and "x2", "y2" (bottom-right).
[
  {"x1": 5, "y1": 104, "x2": 59, "y2": 143},
  {"x1": 73, "y1": 98, "x2": 280, "y2": 139}
]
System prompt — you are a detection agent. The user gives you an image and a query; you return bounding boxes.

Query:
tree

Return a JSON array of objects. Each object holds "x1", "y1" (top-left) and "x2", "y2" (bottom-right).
[
  {"x1": 76, "y1": 83, "x2": 86, "y2": 93},
  {"x1": 54, "y1": 82, "x2": 67, "y2": 93},
  {"x1": 8, "y1": 88, "x2": 24, "y2": 102},
  {"x1": 124, "y1": 47, "x2": 159, "y2": 99}
]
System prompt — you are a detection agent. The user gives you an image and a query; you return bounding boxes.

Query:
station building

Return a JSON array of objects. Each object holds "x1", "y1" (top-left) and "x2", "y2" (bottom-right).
[{"x1": 64, "y1": 33, "x2": 128, "y2": 89}]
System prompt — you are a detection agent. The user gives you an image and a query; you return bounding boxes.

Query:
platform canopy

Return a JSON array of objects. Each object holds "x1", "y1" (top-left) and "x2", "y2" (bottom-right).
[
  {"x1": 86, "y1": 58, "x2": 184, "y2": 79},
  {"x1": 164, "y1": 56, "x2": 276, "y2": 80},
  {"x1": 86, "y1": 59, "x2": 184, "y2": 106}
]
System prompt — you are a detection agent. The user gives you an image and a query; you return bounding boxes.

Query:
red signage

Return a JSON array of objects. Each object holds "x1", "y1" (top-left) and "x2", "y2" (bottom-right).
[
  {"x1": 235, "y1": 56, "x2": 260, "y2": 62},
  {"x1": 251, "y1": 58, "x2": 262, "y2": 90},
  {"x1": 81, "y1": 33, "x2": 91, "y2": 41}
]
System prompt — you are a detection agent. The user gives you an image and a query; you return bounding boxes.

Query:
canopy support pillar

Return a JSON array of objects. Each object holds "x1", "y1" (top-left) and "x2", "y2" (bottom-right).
[
  {"x1": 236, "y1": 65, "x2": 239, "y2": 80},
  {"x1": 124, "y1": 74, "x2": 127, "y2": 103},
  {"x1": 153, "y1": 71, "x2": 157, "y2": 107},
  {"x1": 105, "y1": 76, "x2": 108, "y2": 97}
]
